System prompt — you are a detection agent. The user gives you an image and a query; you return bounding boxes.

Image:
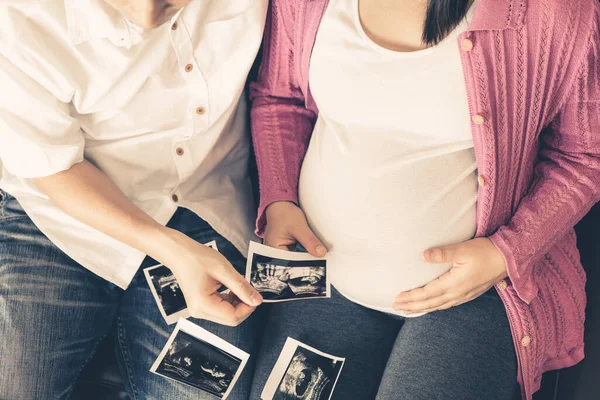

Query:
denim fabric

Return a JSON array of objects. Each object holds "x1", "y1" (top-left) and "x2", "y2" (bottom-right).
[
  {"x1": 0, "y1": 190, "x2": 265, "y2": 400},
  {"x1": 250, "y1": 285, "x2": 519, "y2": 400}
]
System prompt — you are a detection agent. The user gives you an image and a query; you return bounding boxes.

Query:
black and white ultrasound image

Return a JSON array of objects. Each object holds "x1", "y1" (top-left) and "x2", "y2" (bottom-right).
[
  {"x1": 155, "y1": 331, "x2": 242, "y2": 397},
  {"x1": 148, "y1": 266, "x2": 187, "y2": 316},
  {"x1": 249, "y1": 254, "x2": 327, "y2": 301},
  {"x1": 273, "y1": 347, "x2": 343, "y2": 400}
]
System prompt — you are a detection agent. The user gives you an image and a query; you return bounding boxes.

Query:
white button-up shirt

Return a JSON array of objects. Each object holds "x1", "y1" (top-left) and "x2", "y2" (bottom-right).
[{"x1": 0, "y1": 0, "x2": 267, "y2": 288}]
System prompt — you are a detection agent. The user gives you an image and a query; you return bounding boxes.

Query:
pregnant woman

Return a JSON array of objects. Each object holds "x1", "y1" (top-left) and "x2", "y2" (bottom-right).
[{"x1": 249, "y1": 0, "x2": 600, "y2": 399}]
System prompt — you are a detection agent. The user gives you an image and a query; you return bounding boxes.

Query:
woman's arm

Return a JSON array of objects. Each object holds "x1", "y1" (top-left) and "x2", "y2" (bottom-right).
[
  {"x1": 489, "y1": 9, "x2": 600, "y2": 304},
  {"x1": 249, "y1": 0, "x2": 317, "y2": 237},
  {"x1": 395, "y1": 6, "x2": 600, "y2": 314}
]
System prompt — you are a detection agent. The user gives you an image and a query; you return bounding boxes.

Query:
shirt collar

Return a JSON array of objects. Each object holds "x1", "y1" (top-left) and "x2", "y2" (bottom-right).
[
  {"x1": 468, "y1": 0, "x2": 527, "y2": 32},
  {"x1": 64, "y1": 0, "x2": 156, "y2": 48}
]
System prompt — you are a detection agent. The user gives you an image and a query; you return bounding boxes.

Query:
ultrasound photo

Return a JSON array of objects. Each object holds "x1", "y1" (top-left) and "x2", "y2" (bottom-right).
[
  {"x1": 144, "y1": 240, "x2": 218, "y2": 324},
  {"x1": 145, "y1": 264, "x2": 189, "y2": 324},
  {"x1": 245, "y1": 242, "x2": 329, "y2": 303},
  {"x1": 151, "y1": 319, "x2": 249, "y2": 399},
  {"x1": 261, "y1": 338, "x2": 345, "y2": 400}
]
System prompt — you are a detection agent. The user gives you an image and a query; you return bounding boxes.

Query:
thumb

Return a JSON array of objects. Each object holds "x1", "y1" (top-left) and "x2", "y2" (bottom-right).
[
  {"x1": 292, "y1": 222, "x2": 327, "y2": 257},
  {"x1": 422, "y1": 244, "x2": 459, "y2": 264},
  {"x1": 272, "y1": 243, "x2": 293, "y2": 252},
  {"x1": 212, "y1": 263, "x2": 263, "y2": 307}
]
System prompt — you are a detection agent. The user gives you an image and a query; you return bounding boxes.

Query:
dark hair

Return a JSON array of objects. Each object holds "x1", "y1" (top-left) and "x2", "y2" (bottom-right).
[{"x1": 423, "y1": 0, "x2": 474, "y2": 45}]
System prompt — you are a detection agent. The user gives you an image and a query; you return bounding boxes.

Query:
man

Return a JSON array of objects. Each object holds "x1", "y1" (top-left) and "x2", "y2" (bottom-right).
[{"x1": 0, "y1": 0, "x2": 268, "y2": 398}]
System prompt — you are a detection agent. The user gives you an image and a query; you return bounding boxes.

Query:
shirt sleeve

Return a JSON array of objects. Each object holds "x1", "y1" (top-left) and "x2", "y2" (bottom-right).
[
  {"x1": 488, "y1": 10, "x2": 600, "y2": 304},
  {"x1": 0, "y1": 53, "x2": 84, "y2": 179}
]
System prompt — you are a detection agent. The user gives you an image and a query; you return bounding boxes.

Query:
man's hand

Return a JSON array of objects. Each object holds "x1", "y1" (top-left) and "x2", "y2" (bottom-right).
[
  {"x1": 264, "y1": 201, "x2": 327, "y2": 257},
  {"x1": 393, "y1": 238, "x2": 508, "y2": 314},
  {"x1": 161, "y1": 229, "x2": 263, "y2": 326},
  {"x1": 32, "y1": 161, "x2": 261, "y2": 326}
]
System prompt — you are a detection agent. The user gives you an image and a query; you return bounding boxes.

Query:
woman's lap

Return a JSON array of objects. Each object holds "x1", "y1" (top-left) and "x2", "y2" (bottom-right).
[
  {"x1": 251, "y1": 287, "x2": 518, "y2": 400},
  {"x1": 250, "y1": 287, "x2": 402, "y2": 399},
  {"x1": 377, "y1": 289, "x2": 519, "y2": 400}
]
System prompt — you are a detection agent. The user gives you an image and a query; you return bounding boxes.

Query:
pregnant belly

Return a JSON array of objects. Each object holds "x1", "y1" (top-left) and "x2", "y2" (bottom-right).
[{"x1": 298, "y1": 135, "x2": 478, "y2": 311}]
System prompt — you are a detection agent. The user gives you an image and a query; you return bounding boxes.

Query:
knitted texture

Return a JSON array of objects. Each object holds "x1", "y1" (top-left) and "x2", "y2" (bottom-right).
[{"x1": 250, "y1": 0, "x2": 600, "y2": 398}]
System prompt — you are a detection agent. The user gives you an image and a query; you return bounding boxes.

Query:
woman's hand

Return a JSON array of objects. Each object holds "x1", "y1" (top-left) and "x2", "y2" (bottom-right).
[
  {"x1": 160, "y1": 229, "x2": 263, "y2": 326},
  {"x1": 264, "y1": 201, "x2": 327, "y2": 257},
  {"x1": 393, "y1": 238, "x2": 508, "y2": 314}
]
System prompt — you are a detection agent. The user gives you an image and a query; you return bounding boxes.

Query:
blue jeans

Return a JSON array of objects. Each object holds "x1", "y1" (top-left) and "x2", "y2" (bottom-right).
[
  {"x1": 250, "y1": 287, "x2": 519, "y2": 400},
  {"x1": 0, "y1": 190, "x2": 265, "y2": 400}
]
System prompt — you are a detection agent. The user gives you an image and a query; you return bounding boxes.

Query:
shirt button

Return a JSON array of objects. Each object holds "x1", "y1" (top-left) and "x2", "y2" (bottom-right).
[
  {"x1": 196, "y1": 107, "x2": 206, "y2": 115},
  {"x1": 472, "y1": 114, "x2": 485, "y2": 125},
  {"x1": 185, "y1": 64, "x2": 193, "y2": 73},
  {"x1": 521, "y1": 335, "x2": 531, "y2": 347},
  {"x1": 171, "y1": 22, "x2": 178, "y2": 30},
  {"x1": 478, "y1": 175, "x2": 486, "y2": 187},
  {"x1": 461, "y1": 39, "x2": 474, "y2": 51},
  {"x1": 172, "y1": 194, "x2": 179, "y2": 203},
  {"x1": 175, "y1": 148, "x2": 184, "y2": 156},
  {"x1": 497, "y1": 279, "x2": 508, "y2": 290}
]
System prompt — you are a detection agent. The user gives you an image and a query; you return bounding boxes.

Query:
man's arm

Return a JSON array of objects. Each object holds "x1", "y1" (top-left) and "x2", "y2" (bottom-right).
[
  {"x1": 34, "y1": 160, "x2": 166, "y2": 258},
  {"x1": 33, "y1": 160, "x2": 262, "y2": 326},
  {"x1": 0, "y1": 48, "x2": 261, "y2": 326}
]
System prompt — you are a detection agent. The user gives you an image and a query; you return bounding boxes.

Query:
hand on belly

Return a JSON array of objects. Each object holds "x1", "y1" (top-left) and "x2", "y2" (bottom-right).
[
  {"x1": 392, "y1": 237, "x2": 508, "y2": 314},
  {"x1": 263, "y1": 201, "x2": 328, "y2": 257}
]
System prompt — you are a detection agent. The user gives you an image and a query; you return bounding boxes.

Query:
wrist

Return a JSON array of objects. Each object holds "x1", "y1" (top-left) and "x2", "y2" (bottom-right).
[
  {"x1": 143, "y1": 224, "x2": 182, "y2": 266},
  {"x1": 266, "y1": 200, "x2": 298, "y2": 220}
]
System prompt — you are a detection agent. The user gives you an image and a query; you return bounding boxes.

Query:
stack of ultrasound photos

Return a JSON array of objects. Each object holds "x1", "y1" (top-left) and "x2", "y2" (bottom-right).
[{"x1": 147, "y1": 241, "x2": 344, "y2": 400}]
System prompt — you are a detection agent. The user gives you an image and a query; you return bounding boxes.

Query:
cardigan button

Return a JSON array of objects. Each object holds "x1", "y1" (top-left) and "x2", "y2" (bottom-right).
[
  {"x1": 477, "y1": 175, "x2": 486, "y2": 187},
  {"x1": 461, "y1": 39, "x2": 474, "y2": 51},
  {"x1": 497, "y1": 280, "x2": 508, "y2": 290},
  {"x1": 521, "y1": 335, "x2": 531, "y2": 347},
  {"x1": 472, "y1": 114, "x2": 485, "y2": 125}
]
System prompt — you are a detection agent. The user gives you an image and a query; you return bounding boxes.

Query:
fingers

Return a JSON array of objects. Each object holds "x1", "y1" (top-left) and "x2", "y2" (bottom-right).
[
  {"x1": 212, "y1": 262, "x2": 263, "y2": 307},
  {"x1": 411, "y1": 300, "x2": 461, "y2": 315},
  {"x1": 264, "y1": 202, "x2": 327, "y2": 256},
  {"x1": 393, "y1": 271, "x2": 463, "y2": 313},
  {"x1": 422, "y1": 244, "x2": 460, "y2": 264},
  {"x1": 394, "y1": 292, "x2": 453, "y2": 314},
  {"x1": 271, "y1": 243, "x2": 293, "y2": 252},
  {"x1": 408, "y1": 293, "x2": 479, "y2": 315},
  {"x1": 394, "y1": 282, "x2": 487, "y2": 314},
  {"x1": 292, "y1": 221, "x2": 327, "y2": 257},
  {"x1": 263, "y1": 229, "x2": 297, "y2": 252},
  {"x1": 394, "y1": 272, "x2": 454, "y2": 305},
  {"x1": 189, "y1": 292, "x2": 255, "y2": 326}
]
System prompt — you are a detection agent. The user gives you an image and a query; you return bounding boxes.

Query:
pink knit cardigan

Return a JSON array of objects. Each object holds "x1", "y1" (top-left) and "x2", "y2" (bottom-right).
[{"x1": 250, "y1": 0, "x2": 600, "y2": 398}]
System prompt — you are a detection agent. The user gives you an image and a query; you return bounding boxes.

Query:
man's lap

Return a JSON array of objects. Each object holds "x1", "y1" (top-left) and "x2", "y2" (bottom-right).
[
  {"x1": 0, "y1": 195, "x2": 261, "y2": 400},
  {"x1": 116, "y1": 273, "x2": 265, "y2": 399},
  {"x1": 0, "y1": 199, "x2": 120, "y2": 399},
  {"x1": 116, "y1": 211, "x2": 266, "y2": 399}
]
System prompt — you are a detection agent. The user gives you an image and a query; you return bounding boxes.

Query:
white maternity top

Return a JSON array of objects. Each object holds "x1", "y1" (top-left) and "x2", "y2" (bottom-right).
[{"x1": 299, "y1": 0, "x2": 479, "y2": 314}]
